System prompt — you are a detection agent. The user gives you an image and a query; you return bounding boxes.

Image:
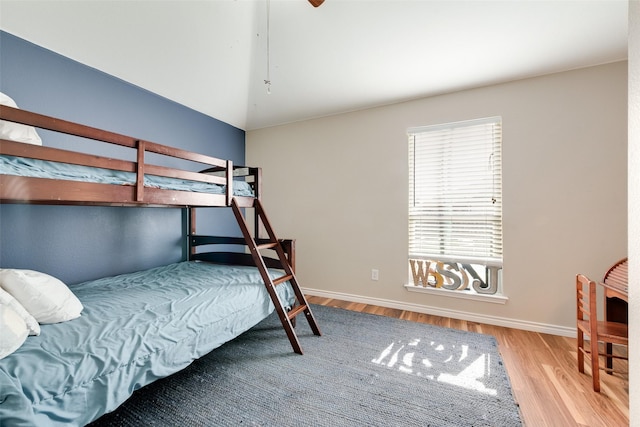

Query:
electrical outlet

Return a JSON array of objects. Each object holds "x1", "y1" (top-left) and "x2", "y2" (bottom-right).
[{"x1": 371, "y1": 269, "x2": 379, "y2": 281}]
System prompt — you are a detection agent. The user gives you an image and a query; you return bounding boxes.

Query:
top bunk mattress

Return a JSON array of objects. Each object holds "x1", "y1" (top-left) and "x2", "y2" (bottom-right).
[
  {"x1": 0, "y1": 155, "x2": 255, "y2": 197},
  {"x1": 0, "y1": 261, "x2": 295, "y2": 427}
]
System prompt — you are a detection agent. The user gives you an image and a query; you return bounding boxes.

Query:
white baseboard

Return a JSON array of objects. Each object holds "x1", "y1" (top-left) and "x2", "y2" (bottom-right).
[{"x1": 302, "y1": 287, "x2": 576, "y2": 338}]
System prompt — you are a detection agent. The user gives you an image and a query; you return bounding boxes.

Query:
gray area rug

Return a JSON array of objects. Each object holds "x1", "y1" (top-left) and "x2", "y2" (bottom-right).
[{"x1": 90, "y1": 304, "x2": 522, "y2": 426}]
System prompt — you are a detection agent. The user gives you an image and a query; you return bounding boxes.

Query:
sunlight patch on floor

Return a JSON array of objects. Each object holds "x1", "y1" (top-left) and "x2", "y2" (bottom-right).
[{"x1": 371, "y1": 339, "x2": 498, "y2": 396}]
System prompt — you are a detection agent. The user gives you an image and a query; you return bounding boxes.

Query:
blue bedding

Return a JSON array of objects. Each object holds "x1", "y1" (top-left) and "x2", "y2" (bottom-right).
[
  {"x1": 0, "y1": 261, "x2": 295, "y2": 427},
  {"x1": 0, "y1": 155, "x2": 255, "y2": 197}
]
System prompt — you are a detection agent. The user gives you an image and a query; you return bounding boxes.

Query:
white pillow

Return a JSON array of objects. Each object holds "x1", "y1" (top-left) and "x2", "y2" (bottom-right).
[
  {"x1": 0, "y1": 288, "x2": 40, "y2": 335},
  {"x1": 0, "y1": 92, "x2": 43, "y2": 145},
  {"x1": 0, "y1": 303, "x2": 29, "y2": 359},
  {"x1": 0, "y1": 269, "x2": 83, "y2": 324}
]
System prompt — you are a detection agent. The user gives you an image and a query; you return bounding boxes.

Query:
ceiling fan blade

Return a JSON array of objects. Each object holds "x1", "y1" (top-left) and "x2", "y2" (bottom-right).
[{"x1": 308, "y1": 0, "x2": 325, "y2": 7}]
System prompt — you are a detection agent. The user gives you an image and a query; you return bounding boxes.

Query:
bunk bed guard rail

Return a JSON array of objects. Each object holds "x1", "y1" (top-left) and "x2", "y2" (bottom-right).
[{"x1": 0, "y1": 104, "x2": 260, "y2": 207}]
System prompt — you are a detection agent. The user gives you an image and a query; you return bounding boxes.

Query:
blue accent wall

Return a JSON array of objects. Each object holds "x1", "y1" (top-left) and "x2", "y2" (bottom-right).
[{"x1": 0, "y1": 31, "x2": 246, "y2": 284}]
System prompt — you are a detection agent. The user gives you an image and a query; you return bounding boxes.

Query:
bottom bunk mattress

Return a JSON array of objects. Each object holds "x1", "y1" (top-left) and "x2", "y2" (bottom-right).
[{"x1": 0, "y1": 261, "x2": 295, "y2": 427}]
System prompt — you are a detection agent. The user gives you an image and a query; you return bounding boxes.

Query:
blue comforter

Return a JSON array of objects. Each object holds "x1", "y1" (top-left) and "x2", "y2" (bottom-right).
[{"x1": 0, "y1": 262, "x2": 295, "y2": 426}]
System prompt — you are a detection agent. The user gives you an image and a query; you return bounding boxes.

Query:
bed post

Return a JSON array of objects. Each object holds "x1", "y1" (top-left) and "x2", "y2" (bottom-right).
[
  {"x1": 280, "y1": 239, "x2": 296, "y2": 273},
  {"x1": 135, "y1": 140, "x2": 145, "y2": 202},
  {"x1": 254, "y1": 167, "x2": 262, "y2": 200},
  {"x1": 226, "y1": 160, "x2": 233, "y2": 206},
  {"x1": 253, "y1": 167, "x2": 262, "y2": 238},
  {"x1": 188, "y1": 207, "x2": 197, "y2": 260}
]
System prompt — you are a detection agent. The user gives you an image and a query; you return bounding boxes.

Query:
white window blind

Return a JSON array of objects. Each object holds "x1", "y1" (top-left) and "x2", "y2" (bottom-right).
[{"x1": 408, "y1": 117, "x2": 503, "y2": 267}]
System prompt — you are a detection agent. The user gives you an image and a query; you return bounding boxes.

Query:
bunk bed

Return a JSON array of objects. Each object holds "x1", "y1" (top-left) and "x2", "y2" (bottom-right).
[{"x1": 0, "y1": 102, "x2": 321, "y2": 426}]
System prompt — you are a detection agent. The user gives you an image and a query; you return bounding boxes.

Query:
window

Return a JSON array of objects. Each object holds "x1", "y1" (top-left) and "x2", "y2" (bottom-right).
[{"x1": 407, "y1": 117, "x2": 503, "y2": 297}]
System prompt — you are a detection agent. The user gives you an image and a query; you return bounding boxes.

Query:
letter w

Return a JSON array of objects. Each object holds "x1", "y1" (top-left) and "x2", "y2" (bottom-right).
[{"x1": 409, "y1": 259, "x2": 431, "y2": 287}]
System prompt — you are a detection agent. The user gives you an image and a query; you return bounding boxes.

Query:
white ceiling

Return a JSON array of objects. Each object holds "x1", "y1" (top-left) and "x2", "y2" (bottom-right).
[{"x1": 0, "y1": 0, "x2": 629, "y2": 131}]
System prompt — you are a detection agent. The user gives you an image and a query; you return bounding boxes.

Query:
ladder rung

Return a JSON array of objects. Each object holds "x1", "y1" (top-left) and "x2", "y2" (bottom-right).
[
  {"x1": 288, "y1": 304, "x2": 308, "y2": 320},
  {"x1": 273, "y1": 274, "x2": 293, "y2": 286},
  {"x1": 256, "y1": 242, "x2": 278, "y2": 250}
]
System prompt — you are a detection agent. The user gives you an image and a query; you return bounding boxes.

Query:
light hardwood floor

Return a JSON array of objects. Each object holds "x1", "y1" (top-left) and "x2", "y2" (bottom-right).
[{"x1": 306, "y1": 296, "x2": 629, "y2": 427}]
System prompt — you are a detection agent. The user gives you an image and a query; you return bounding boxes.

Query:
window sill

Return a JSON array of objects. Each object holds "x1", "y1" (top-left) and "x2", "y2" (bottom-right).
[{"x1": 404, "y1": 284, "x2": 508, "y2": 304}]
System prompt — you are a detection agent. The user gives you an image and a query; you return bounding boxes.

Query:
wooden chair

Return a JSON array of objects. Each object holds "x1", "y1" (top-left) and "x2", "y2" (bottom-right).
[{"x1": 576, "y1": 274, "x2": 628, "y2": 392}]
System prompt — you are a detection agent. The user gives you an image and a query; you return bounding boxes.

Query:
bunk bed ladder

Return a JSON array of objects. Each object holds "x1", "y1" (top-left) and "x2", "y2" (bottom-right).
[{"x1": 231, "y1": 198, "x2": 321, "y2": 355}]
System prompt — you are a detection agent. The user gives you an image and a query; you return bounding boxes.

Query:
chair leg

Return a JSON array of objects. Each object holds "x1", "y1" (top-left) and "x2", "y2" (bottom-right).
[
  {"x1": 590, "y1": 338, "x2": 601, "y2": 392},
  {"x1": 577, "y1": 330, "x2": 584, "y2": 373},
  {"x1": 605, "y1": 342, "x2": 613, "y2": 374}
]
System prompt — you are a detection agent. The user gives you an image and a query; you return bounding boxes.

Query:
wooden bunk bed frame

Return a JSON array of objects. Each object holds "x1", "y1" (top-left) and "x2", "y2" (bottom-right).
[{"x1": 0, "y1": 104, "x2": 321, "y2": 355}]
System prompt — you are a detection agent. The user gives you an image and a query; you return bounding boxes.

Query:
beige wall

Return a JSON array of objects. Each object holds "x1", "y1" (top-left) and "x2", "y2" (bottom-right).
[
  {"x1": 247, "y1": 62, "x2": 628, "y2": 334},
  {"x1": 628, "y1": 0, "x2": 638, "y2": 424}
]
